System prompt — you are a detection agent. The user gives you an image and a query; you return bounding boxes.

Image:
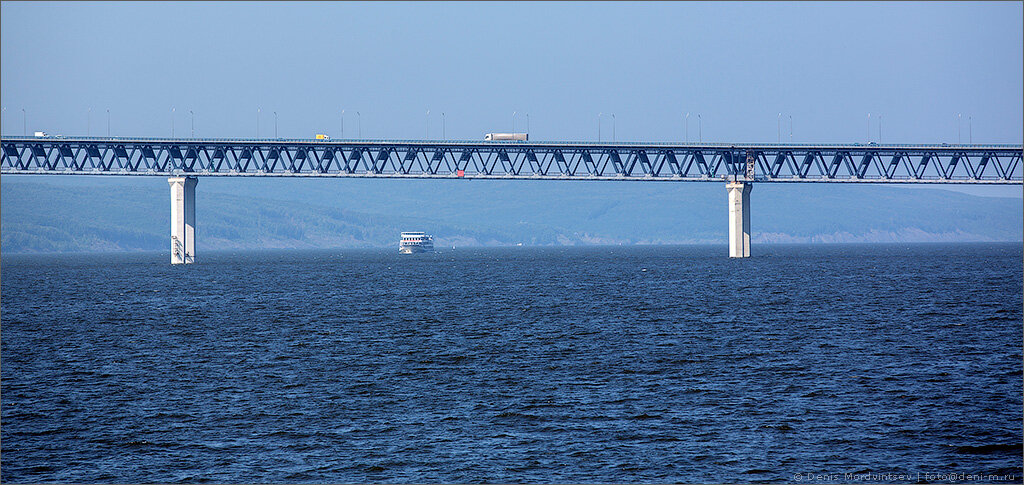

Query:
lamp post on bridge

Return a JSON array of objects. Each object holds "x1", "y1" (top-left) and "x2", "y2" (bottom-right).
[
  {"x1": 106, "y1": 109, "x2": 110, "y2": 137},
  {"x1": 426, "y1": 109, "x2": 430, "y2": 139},
  {"x1": 685, "y1": 112, "x2": 689, "y2": 143},
  {"x1": 257, "y1": 107, "x2": 261, "y2": 138},
  {"x1": 598, "y1": 112, "x2": 602, "y2": 142},
  {"x1": 698, "y1": 114, "x2": 702, "y2": 143},
  {"x1": 789, "y1": 115, "x2": 793, "y2": 142},
  {"x1": 87, "y1": 108, "x2": 91, "y2": 136},
  {"x1": 612, "y1": 114, "x2": 615, "y2": 142},
  {"x1": 357, "y1": 111, "x2": 361, "y2": 138},
  {"x1": 958, "y1": 113, "x2": 962, "y2": 145},
  {"x1": 512, "y1": 111, "x2": 517, "y2": 134},
  {"x1": 969, "y1": 116, "x2": 972, "y2": 144},
  {"x1": 172, "y1": 107, "x2": 175, "y2": 138},
  {"x1": 274, "y1": 111, "x2": 278, "y2": 138},
  {"x1": 190, "y1": 110, "x2": 194, "y2": 138},
  {"x1": 778, "y1": 112, "x2": 781, "y2": 143},
  {"x1": 526, "y1": 113, "x2": 529, "y2": 135},
  {"x1": 442, "y1": 112, "x2": 446, "y2": 139},
  {"x1": 22, "y1": 108, "x2": 26, "y2": 136},
  {"x1": 341, "y1": 109, "x2": 345, "y2": 139}
]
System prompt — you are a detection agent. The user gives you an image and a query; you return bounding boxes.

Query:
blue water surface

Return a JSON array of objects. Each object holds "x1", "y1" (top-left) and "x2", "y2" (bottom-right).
[{"x1": 2, "y1": 244, "x2": 1022, "y2": 483}]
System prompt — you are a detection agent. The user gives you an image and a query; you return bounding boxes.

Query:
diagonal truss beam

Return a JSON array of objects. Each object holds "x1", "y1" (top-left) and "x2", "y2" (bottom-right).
[{"x1": 1, "y1": 137, "x2": 1020, "y2": 184}]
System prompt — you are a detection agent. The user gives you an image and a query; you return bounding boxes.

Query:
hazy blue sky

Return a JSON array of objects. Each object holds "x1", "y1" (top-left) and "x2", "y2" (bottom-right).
[
  {"x1": 1, "y1": 1, "x2": 1021, "y2": 199},
  {"x1": 2, "y1": 1, "x2": 1021, "y2": 144}
]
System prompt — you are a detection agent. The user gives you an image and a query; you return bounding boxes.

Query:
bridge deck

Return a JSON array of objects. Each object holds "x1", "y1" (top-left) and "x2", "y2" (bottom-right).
[{"x1": 2, "y1": 137, "x2": 1020, "y2": 183}]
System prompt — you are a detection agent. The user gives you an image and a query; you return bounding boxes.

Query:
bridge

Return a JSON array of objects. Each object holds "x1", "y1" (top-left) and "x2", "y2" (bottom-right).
[{"x1": 2, "y1": 136, "x2": 1021, "y2": 262}]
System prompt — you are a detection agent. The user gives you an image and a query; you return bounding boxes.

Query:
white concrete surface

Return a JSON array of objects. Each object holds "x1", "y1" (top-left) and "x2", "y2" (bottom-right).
[
  {"x1": 727, "y1": 182, "x2": 752, "y2": 258},
  {"x1": 168, "y1": 177, "x2": 197, "y2": 264}
]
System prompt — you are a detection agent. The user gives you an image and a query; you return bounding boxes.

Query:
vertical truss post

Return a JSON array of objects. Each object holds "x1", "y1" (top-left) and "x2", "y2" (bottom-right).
[
  {"x1": 726, "y1": 182, "x2": 752, "y2": 258},
  {"x1": 745, "y1": 150, "x2": 756, "y2": 180},
  {"x1": 168, "y1": 176, "x2": 198, "y2": 264}
]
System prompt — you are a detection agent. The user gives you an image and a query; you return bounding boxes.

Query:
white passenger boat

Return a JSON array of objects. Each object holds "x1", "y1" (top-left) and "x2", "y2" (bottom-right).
[{"x1": 399, "y1": 232, "x2": 434, "y2": 254}]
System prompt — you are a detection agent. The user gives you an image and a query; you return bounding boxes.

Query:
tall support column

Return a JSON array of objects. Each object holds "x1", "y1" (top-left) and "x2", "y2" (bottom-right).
[
  {"x1": 727, "y1": 182, "x2": 752, "y2": 258},
  {"x1": 168, "y1": 176, "x2": 197, "y2": 264}
]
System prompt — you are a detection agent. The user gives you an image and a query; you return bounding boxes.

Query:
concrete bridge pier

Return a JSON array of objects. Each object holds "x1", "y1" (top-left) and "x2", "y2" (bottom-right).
[
  {"x1": 168, "y1": 176, "x2": 197, "y2": 264},
  {"x1": 727, "y1": 182, "x2": 752, "y2": 258}
]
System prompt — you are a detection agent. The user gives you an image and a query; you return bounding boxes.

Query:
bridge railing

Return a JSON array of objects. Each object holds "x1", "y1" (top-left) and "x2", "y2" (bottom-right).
[{"x1": 2, "y1": 135, "x2": 1021, "y2": 149}]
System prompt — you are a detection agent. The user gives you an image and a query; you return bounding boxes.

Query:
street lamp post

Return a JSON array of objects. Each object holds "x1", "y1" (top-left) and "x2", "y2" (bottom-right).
[
  {"x1": 426, "y1": 110, "x2": 430, "y2": 139},
  {"x1": 778, "y1": 112, "x2": 781, "y2": 143},
  {"x1": 274, "y1": 111, "x2": 278, "y2": 138},
  {"x1": 22, "y1": 108, "x2": 26, "y2": 136},
  {"x1": 867, "y1": 113, "x2": 870, "y2": 142},
  {"x1": 612, "y1": 114, "x2": 615, "y2": 142},
  {"x1": 257, "y1": 107, "x2": 261, "y2": 138},
  {"x1": 442, "y1": 112, "x2": 446, "y2": 139},
  {"x1": 190, "y1": 110, "x2": 194, "y2": 138},
  {"x1": 969, "y1": 116, "x2": 972, "y2": 144},
  {"x1": 172, "y1": 107, "x2": 175, "y2": 137},
  {"x1": 341, "y1": 109, "x2": 345, "y2": 139},
  {"x1": 526, "y1": 113, "x2": 529, "y2": 135},
  {"x1": 685, "y1": 112, "x2": 689, "y2": 142},
  {"x1": 106, "y1": 109, "x2": 110, "y2": 137},
  {"x1": 357, "y1": 111, "x2": 361, "y2": 138},
  {"x1": 512, "y1": 111, "x2": 517, "y2": 133},
  {"x1": 88, "y1": 108, "x2": 91, "y2": 136},
  {"x1": 878, "y1": 115, "x2": 882, "y2": 144},
  {"x1": 598, "y1": 113, "x2": 602, "y2": 142},
  {"x1": 789, "y1": 115, "x2": 793, "y2": 142},
  {"x1": 698, "y1": 114, "x2": 702, "y2": 143},
  {"x1": 958, "y1": 113, "x2": 962, "y2": 144}
]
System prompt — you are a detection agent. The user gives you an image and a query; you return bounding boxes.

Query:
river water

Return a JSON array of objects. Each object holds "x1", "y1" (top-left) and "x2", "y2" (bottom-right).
[{"x1": 2, "y1": 244, "x2": 1021, "y2": 483}]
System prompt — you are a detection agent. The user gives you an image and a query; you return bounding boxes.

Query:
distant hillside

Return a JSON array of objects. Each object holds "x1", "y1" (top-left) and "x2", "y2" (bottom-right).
[
  {"x1": 1, "y1": 177, "x2": 1021, "y2": 253},
  {"x1": 186, "y1": 177, "x2": 1024, "y2": 244},
  {"x1": 0, "y1": 180, "x2": 569, "y2": 253}
]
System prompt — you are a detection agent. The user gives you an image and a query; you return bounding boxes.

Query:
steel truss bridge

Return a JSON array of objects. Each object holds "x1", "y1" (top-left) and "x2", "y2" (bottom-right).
[
  {"x1": 1, "y1": 137, "x2": 1021, "y2": 183},
  {"x1": 2, "y1": 136, "x2": 1020, "y2": 263}
]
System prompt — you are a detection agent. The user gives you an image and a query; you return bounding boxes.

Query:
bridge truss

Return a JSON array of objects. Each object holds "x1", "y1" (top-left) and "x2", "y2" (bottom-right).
[{"x1": 1, "y1": 137, "x2": 1020, "y2": 183}]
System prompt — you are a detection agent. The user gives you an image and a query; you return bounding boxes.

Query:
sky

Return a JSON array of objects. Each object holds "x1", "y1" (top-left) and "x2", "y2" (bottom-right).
[{"x1": 1, "y1": 1, "x2": 1022, "y2": 196}]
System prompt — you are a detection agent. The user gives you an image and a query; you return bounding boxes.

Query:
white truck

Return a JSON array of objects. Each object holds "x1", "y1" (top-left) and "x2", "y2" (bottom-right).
[
  {"x1": 34, "y1": 131, "x2": 48, "y2": 138},
  {"x1": 484, "y1": 133, "x2": 528, "y2": 141}
]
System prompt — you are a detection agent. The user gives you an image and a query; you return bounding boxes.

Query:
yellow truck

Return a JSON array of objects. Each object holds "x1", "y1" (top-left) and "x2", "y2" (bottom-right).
[{"x1": 315, "y1": 134, "x2": 330, "y2": 141}]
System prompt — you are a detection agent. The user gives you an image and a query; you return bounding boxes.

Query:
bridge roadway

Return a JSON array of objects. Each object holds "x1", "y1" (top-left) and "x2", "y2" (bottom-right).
[
  {"x1": 1, "y1": 136, "x2": 1021, "y2": 182},
  {"x1": 2, "y1": 136, "x2": 1021, "y2": 262}
]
